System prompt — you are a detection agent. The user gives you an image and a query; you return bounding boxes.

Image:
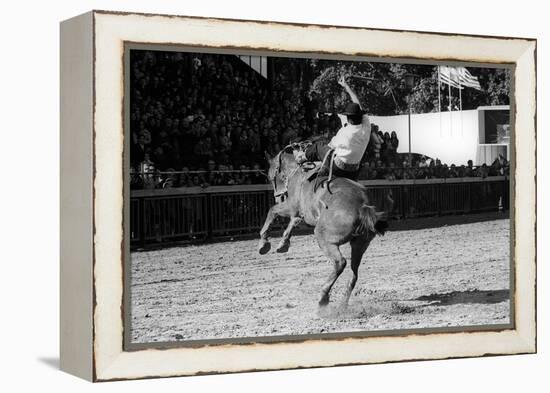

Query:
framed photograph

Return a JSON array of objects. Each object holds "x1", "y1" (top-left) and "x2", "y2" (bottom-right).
[{"x1": 60, "y1": 10, "x2": 536, "y2": 381}]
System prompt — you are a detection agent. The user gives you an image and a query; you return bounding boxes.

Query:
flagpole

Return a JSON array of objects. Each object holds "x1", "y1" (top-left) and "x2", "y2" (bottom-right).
[
  {"x1": 459, "y1": 77, "x2": 463, "y2": 136},
  {"x1": 448, "y1": 72, "x2": 452, "y2": 136},
  {"x1": 448, "y1": 74, "x2": 451, "y2": 112},
  {"x1": 459, "y1": 77, "x2": 462, "y2": 111},
  {"x1": 437, "y1": 65, "x2": 443, "y2": 138},
  {"x1": 438, "y1": 66, "x2": 441, "y2": 112},
  {"x1": 438, "y1": 66, "x2": 442, "y2": 137}
]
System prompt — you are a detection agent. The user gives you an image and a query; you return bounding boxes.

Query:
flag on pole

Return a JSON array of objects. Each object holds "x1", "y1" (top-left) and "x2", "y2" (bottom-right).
[
  {"x1": 456, "y1": 67, "x2": 482, "y2": 90},
  {"x1": 439, "y1": 66, "x2": 482, "y2": 90},
  {"x1": 439, "y1": 66, "x2": 463, "y2": 89}
]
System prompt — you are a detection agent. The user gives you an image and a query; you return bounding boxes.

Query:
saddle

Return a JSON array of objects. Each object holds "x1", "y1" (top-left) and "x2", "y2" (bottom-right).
[
  {"x1": 298, "y1": 160, "x2": 333, "y2": 194},
  {"x1": 303, "y1": 148, "x2": 336, "y2": 193}
]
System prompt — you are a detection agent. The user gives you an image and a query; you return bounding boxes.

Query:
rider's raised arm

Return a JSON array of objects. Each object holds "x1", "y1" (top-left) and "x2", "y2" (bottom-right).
[{"x1": 338, "y1": 75, "x2": 363, "y2": 110}]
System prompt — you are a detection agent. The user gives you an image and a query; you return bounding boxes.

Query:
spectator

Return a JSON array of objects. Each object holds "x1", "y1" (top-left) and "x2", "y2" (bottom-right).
[
  {"x1": 381, "y1": 132, "x2": 393, "y2": 163},
  {"x1": 130, "y1": 166, "x2": 143, "y2": 189},
  {"x1": 204, "y1": 160, "x2": 221, "y2": 186},
  {"x1": 177, "y1": 167, "x2": 191, "y2": 187},
  {"x1": 464, "y1": 160, "x2": 475, "y2": 177},
  {"x1": 449, "y1": 164, "x2": 459, "y2": 178},
  {"x1": 385, "y1": 162, "x2": 397, "y2": 180},
  {"x1": 131, "y1": 133, "x2": 148, "y2": 166},
  {"x1": 368, "y1": 124, "x2": 383, "y2": 160},
  {"x1": 162, "y1": 169, "x2": 177, "y2": 188},
  {"x1": 476, "y1": 163, "x2": 489, "y2": 179},
  {"x1": 418, "y1": 156, "x2": 428, "y2": 168},
  {"x1": 390, "y1": 131, "x2": 399, "y2": 152},
  {"x1": 375, "y1": 160, "x2": 386, "y2": 180},
  {"x1": 250, "y1": 163, "x2": 267, "y2": 184}
]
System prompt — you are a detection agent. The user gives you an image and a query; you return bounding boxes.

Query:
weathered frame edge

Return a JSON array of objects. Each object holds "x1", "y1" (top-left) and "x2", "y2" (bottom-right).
[{"x1": 59, "y1": 11, "x2": 95, "y2": 382}]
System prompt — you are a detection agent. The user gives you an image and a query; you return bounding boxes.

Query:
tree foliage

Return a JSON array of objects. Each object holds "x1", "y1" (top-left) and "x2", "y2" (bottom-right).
[{"x1": 305, "y1": 60, "x2": 510, "y2": 115}]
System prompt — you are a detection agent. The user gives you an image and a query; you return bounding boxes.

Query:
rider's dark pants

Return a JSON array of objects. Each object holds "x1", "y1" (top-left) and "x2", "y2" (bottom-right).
[{"x1": 304, "y1": 141, "x2": 359, "y2": 181}]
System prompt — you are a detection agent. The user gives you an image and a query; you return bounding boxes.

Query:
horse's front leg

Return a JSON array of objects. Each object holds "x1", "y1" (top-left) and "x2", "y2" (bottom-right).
[
  {"x1": 276, "y1": 216, "x2": 302, "y2": 253},
  {"x1": 258, "y1": 203, "x2": 286, "y2": 255}
]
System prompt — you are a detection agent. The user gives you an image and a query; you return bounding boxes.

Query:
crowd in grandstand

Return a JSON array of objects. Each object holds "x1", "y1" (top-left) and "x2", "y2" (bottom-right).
[{"x1": 129, "y1": 51, "x2": 509, "y2": 190}]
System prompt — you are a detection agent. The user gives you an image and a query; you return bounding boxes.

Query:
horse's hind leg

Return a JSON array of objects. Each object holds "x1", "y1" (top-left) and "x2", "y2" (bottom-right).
[
  {"x1": 276, "y1": 216, "x2": 302, "y2": 253},
  {"x1": 316, "y1": 232, "x2": 347, "y2": 307},
  {"x1": 342, "y1": 235, "x2": 373, "y2": 307}
]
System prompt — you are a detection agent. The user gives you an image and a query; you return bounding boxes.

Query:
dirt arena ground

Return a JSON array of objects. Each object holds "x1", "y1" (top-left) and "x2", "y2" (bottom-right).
[{"x1": 130, "y1": 216, "x2": 510, "y2": 344}]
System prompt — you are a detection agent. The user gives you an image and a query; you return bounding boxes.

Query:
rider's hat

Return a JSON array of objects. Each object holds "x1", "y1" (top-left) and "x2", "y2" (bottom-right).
[{"x1": 342, "y1": 102, "x2": 362, "y2": 116}]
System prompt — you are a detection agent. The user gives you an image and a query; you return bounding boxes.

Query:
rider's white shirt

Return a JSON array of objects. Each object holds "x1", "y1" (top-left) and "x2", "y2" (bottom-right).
[{"x1": 329, "y1": 114, "x2": 371, "y2": 165}]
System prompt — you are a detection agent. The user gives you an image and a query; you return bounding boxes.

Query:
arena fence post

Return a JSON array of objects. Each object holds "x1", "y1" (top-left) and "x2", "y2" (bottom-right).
[
  {"x1": 138, "y1": 196, "x2": 145, "y2": 249},
  {"x1": 437, "y1": 182, "x2": 442, "y2": 216},
  {"x1": 400, "y1": 184, "x2": 407, "y2": 219},
  {"x1": 466, "y1": 181, "x2": 471, "y2": 213},
  {"x1": 206, "y1": 193, "x2": 213, "y2": 240},
  {"x1": 468, "y1": 182, "x2": 473, "y2": 213}
]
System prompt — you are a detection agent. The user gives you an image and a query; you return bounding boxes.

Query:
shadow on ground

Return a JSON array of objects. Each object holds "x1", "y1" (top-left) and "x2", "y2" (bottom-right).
[
  {"x1": 415, "y1": 289, "x2": 510, "y2": 306},
  {"x1": 319, "y1": 289, "x2": 510, "y2": 320},
  {"x1": 37, "y1": 357, "x2": 59, "y2": 370}
]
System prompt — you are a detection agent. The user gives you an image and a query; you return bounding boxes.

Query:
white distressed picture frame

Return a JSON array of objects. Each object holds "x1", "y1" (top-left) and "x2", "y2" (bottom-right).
[{"x1": 60, "y1": 10, "x2": 536, "y2": 381}]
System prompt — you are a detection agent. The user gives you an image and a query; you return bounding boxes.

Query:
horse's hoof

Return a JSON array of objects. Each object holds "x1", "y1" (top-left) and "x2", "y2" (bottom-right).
[
  {"x1": 258, "y1": 240, "x2": 271, "y2": 255},
  {"x1": 276, "y1": 239, "x2": 290, "y2": 253},
  {"x1": 318, "y1": 296, "x2": 330, "y2": 307}
]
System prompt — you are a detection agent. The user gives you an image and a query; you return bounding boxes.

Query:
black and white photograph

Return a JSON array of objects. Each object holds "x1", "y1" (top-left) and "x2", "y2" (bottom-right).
[{"x1": 127, "y1": 47, "x2": 512, "y2": 346}]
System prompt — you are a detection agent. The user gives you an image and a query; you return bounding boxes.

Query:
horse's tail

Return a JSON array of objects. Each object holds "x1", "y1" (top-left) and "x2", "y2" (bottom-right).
[{"x1": 356, "y1": 204, "x2": 387, "y2": 236}]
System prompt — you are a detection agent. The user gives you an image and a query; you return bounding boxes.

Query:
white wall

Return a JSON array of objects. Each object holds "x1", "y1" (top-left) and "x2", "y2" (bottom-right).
[{"x1": 371, "y1": 110, "x2": 479, "y2": 166}]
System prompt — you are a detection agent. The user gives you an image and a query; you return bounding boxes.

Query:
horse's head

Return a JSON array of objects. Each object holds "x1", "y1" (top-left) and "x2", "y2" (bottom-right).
[{"x1": 264, "y1": 147, "x2": 298, "y2": 200}]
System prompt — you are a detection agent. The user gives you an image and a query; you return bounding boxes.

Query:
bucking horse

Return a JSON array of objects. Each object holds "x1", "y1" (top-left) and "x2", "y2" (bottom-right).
[{"x1": 259, "y1": 143, "x2": 393, "y2": 308}]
